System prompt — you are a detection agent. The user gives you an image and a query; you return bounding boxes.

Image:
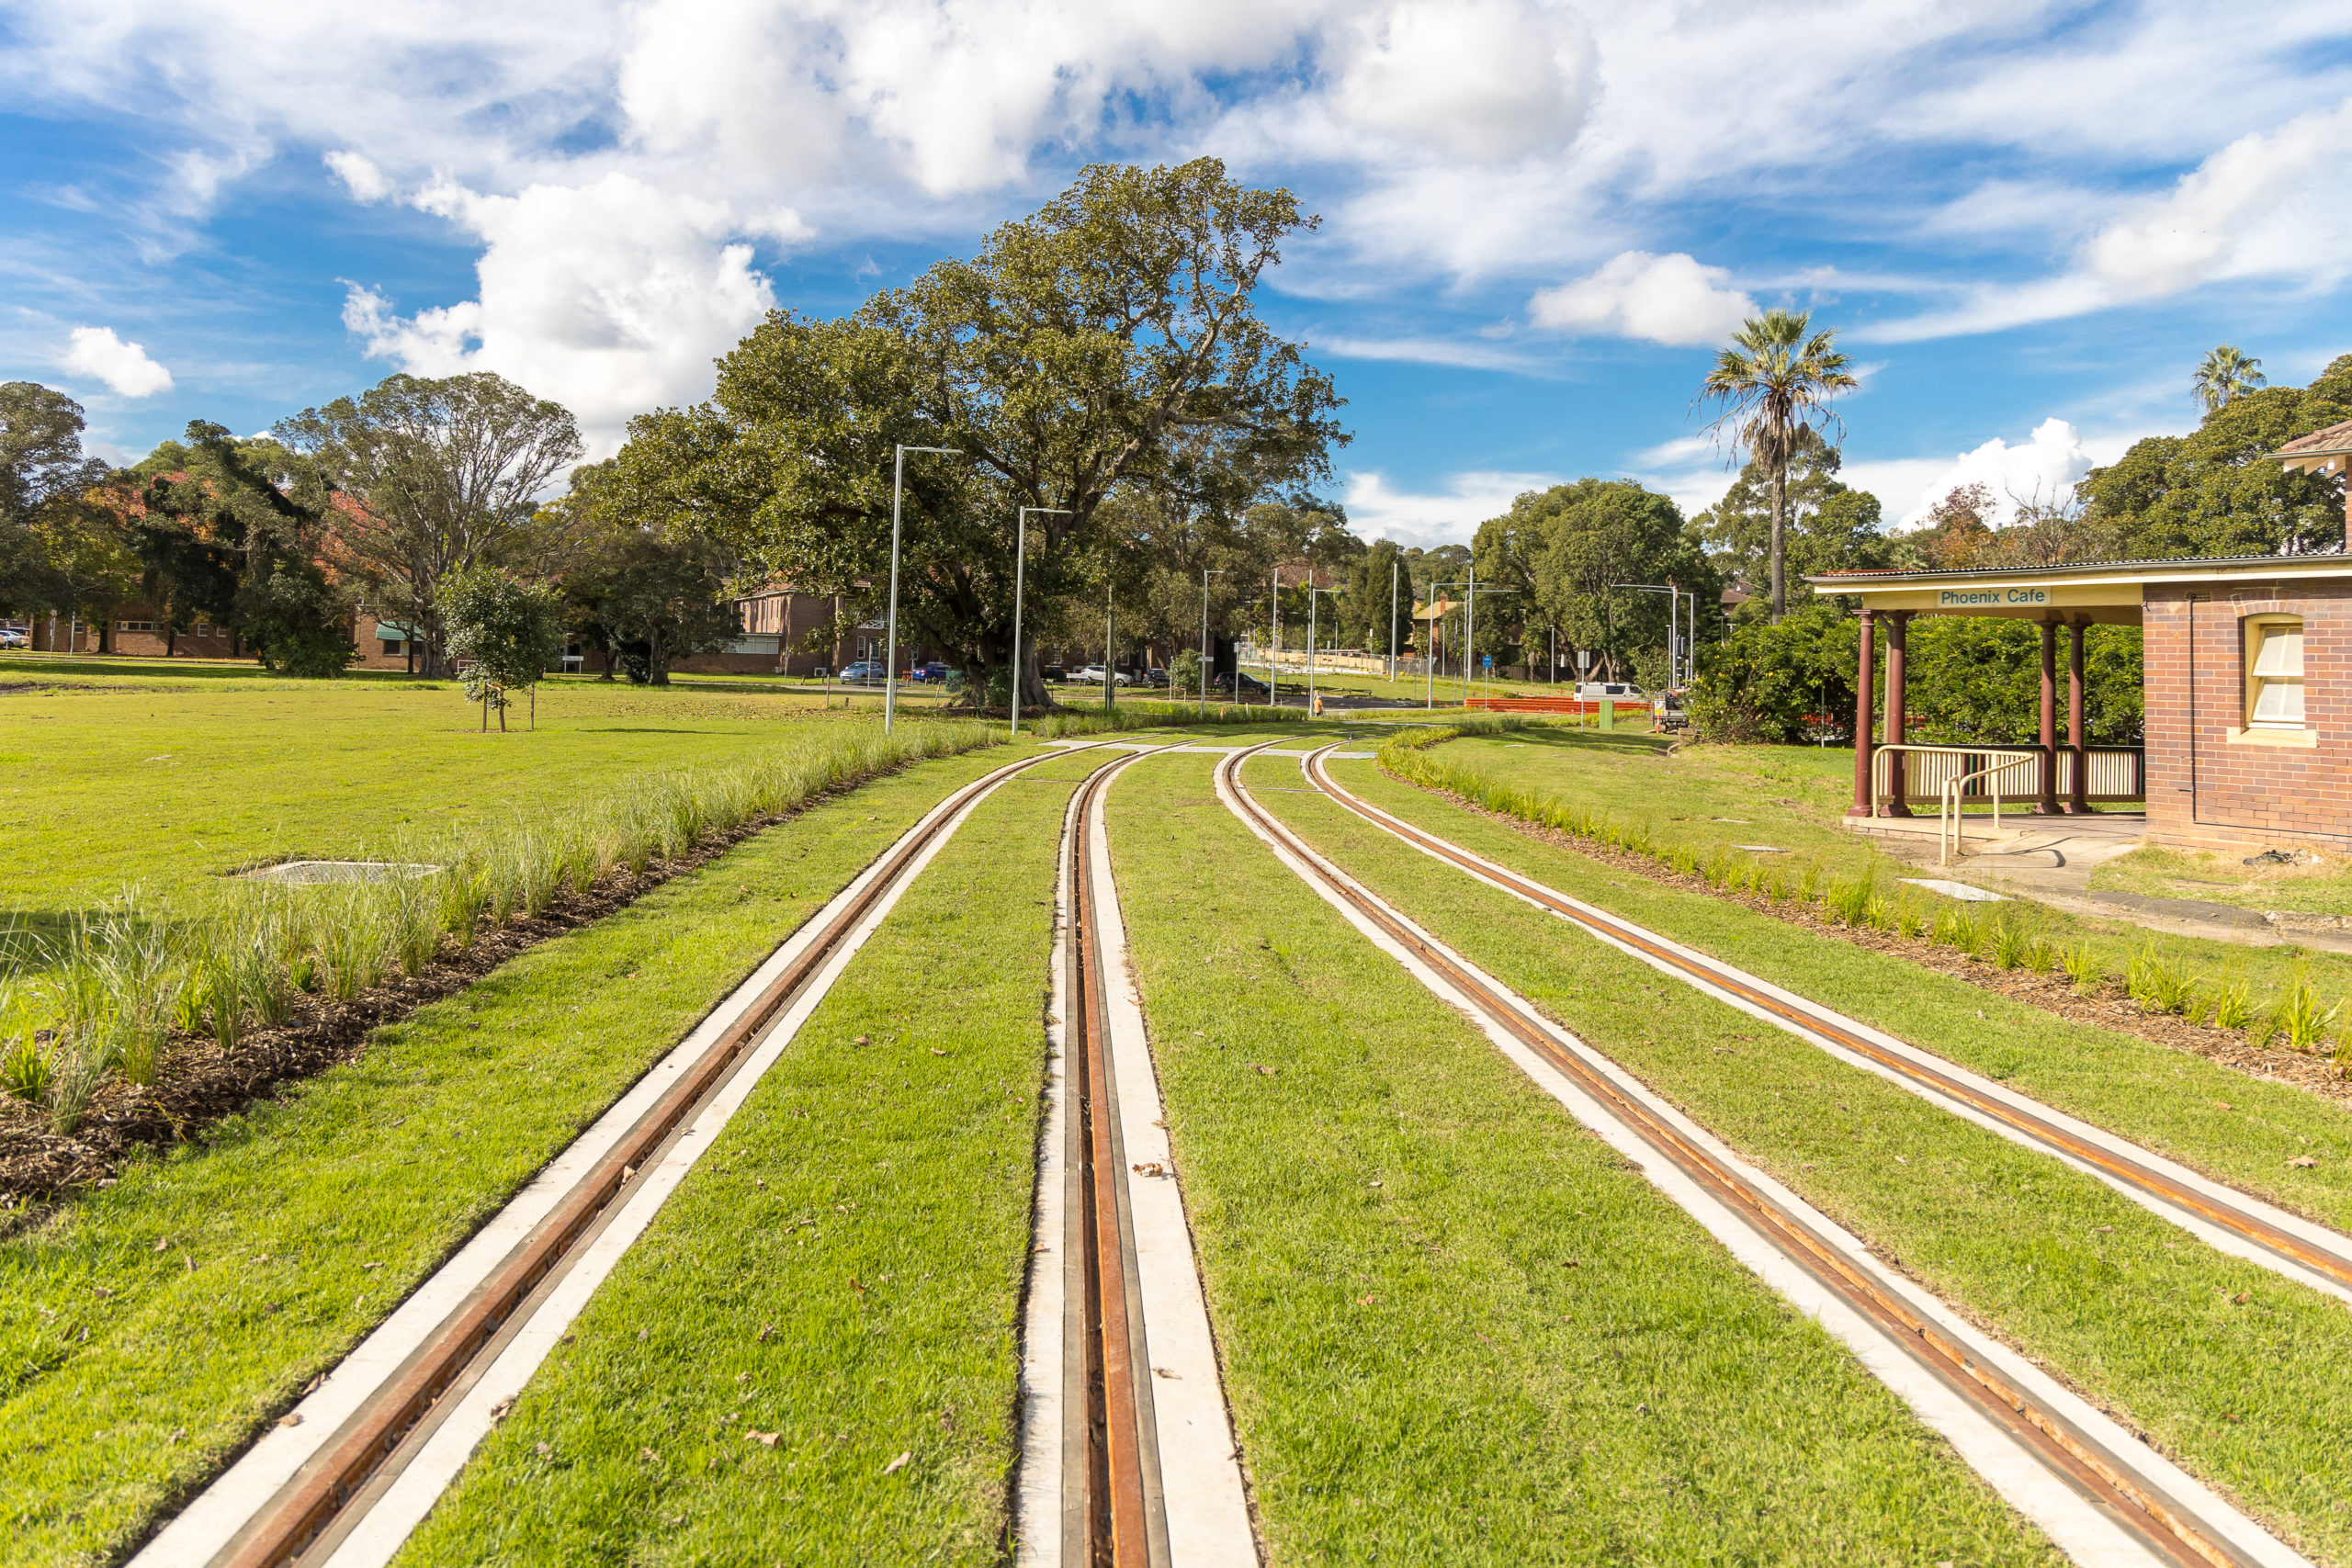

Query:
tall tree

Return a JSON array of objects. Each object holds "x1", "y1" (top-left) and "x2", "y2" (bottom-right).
[
  {"x1": 610, "y1": 159, "x2": 1347, "y2": 709},
  {"x1": 2193, "y1": 344, "x2": 2267, "y2": 414},
  {"x1": 1699, "y1": 309, "x2": 1858, "y2": 621},
  {"x1": 1485, "y1": 479, "x2": 1710, "y2": 682},
  {"x1": 276, "y1": 373, "x2": 582, "y2": 675},
  {"x1": 0, "y1": 382, "x2": 112, "y2": 623}
]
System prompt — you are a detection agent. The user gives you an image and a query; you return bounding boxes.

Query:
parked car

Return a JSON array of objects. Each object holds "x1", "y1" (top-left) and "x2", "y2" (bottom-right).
[
  {"x1": 0, "y1": 627, "x2": 26, "y2": 649},
  {"x1": 840, "y1": 660, "x2": 886, "y2": 681},
  {"x1": 909, "y1": 661, "x2": 952, "y2": 682},
  {"x1": 1041, "y1": 665, "x2": 1068, "y2": 683},
  {"x1": 1071, "y1": 665, "x2": 1131, "y2": 686},
  {"x1": 1209, "y1": 671, "x2": 1272, "y2": 697},
  {"x1": 1141, "y1": 667, "x2": 1170, "y2": 687}
]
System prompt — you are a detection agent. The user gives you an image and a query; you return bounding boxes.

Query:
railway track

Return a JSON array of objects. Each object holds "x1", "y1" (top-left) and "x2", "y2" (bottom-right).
[
  {"x1": 135, "y1": 745, "x2": 1093, "y2": 1568},
  {"x1": 1020, "y1": 743, "x2": 1256, "y2": 1568},
  {"x1": 1295, "y1": 740, "x2": 2352, "y2": 1308},
  {"x1": 1217, "y1": 737, "x2": 2308, "y2": 1568}
]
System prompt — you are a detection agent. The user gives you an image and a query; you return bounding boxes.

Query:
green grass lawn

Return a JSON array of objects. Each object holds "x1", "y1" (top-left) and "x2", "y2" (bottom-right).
[
  {"x1": 0, "y1": 744, "x2": 1031, "y2": 1568},
  {"x1": 0, "y1": 664, "x2": 973, "y2": 923},
  {"x1": 2094, "y1": 843, "x2": 2352, "y2": 919},
  {"x1": 1263, "y1": 753, "x2": 2352, "y2": 1562},
  {"x1": 393, "y1": 747, "x2": 1113, "y2": 1565},
  {"x1": 1106, "y1": 752, "x2": 2060, "y2": 1566},
  {"x1": 1427, "y1": 728, "x2": 2352, "y2": 1005}
]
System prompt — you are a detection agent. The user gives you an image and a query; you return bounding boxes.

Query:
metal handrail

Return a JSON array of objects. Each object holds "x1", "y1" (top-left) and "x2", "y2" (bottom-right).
[{"x1": 1934, "y1": 749, "x2": 2041, "y2": 865}]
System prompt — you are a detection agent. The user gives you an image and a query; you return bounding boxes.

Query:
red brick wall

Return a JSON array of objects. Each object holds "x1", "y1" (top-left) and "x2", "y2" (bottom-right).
[{"x1": 2143, "y1": 582, "x2": 2351, "y2": 850}]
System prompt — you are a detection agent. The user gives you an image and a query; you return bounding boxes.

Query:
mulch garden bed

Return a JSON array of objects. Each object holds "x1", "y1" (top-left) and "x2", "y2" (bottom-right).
[
  {"x1": 0, "y1": 782, "x2": 886, "y2": 1219},
  {"x1": 1415, "y1": 781, "x2": 2352, "y2": 1112}
]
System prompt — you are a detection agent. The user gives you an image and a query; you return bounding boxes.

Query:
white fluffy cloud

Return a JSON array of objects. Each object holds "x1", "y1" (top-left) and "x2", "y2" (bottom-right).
[
  {"x1": 61, "y1": 326, "x2": 175, "y2": 397},
  {"x1": 1844, "y1": 418, "x2": 2099, "y2": 528},
  {"x1": 1329, "y1": 0, "x2": 1593, "y2": 162},
  {"x1": 344, "y1": 173, "x2": 786, "y2": 450},
  {"x1": 1530, "y1": 252, "x2": 1755, "y2": 345},
  {"x1": 323, "y1": 150, "x2": 392, "y2": 203}
]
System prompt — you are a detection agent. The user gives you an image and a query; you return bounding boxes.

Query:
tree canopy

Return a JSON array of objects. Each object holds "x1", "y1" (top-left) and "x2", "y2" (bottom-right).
[
  {"x1": 277, "y1": 372, "x2": 582, "y2": 675},
  {"x1": 0, "y1": 382, "x2": 113, "y2": 622},
  {"x1": 607, "y1": 159, "x2": 1347, "y2": 705},
  {"x1": 1475, "y1": 479, "x2": 1711, "y2": 682},
  {"x1": 1695, "y1": 428, "x2": 1890, "y2": 611},
  {"x1": 2078, "y1": 354, "x2": 2352, "y2": 558}
]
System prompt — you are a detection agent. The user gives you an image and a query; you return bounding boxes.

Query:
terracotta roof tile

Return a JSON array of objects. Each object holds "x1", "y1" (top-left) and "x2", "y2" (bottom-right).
[{"x1": 2276, "y1": 416, "x2": 2352, "y2": 456}]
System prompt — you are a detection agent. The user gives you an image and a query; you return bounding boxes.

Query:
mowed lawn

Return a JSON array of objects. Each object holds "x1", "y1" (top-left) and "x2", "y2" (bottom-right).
[{"x1": 0, "y1": 665, "x2": 950, "y2": 919}]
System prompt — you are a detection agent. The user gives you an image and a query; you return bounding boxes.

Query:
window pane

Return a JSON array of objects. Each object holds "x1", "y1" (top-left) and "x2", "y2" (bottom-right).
[
  {"x1": 2252, "y1": 677, "x2": 2304, "y2": 724},
  {"x1": 2251, "y1": 624, "x2": 2303, "y2": 676}
]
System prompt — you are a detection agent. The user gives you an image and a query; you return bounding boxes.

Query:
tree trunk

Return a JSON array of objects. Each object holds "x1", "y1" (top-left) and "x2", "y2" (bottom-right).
[{"x1": 1769, "y1": 432, "x2": 1788, "y2": 623}]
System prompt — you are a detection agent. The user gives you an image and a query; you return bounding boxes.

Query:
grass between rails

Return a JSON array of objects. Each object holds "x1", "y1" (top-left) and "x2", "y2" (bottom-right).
[
  {"x1": 0, "y1": 744, "x2": 1033, "y2": 1568},
  {"x1": 1109, "y1": 753, "x2": 2059, "y2": 1566},
  {"x1": 1355, "y1": 739, "x2": 2352, "y2": 1227},
  {"x1": 392, "y1": 749, "x2": 1110, "y2": 1567},
  {"x1": 1402, "y1": 728, "x2": 2352, "y2": 1050},
  {"x1": 1259, "y1": 755, "x2": 2352, "y2": 1564}
]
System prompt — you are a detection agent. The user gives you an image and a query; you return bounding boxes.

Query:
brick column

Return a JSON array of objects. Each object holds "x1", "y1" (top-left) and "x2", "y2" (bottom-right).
[
  {"x1": 2036, "y1": 618, "x2": 2062, "y2": 814},
  {"x1": 1848, "y1": 608, "x2": 1877, "y2": 818},
  {"x1": 1882, "y1": 612, "x2": 1911, "y2": 817},
  {"x1": 2065, "y1": 621, "x2": 2090, "y2": 813}
]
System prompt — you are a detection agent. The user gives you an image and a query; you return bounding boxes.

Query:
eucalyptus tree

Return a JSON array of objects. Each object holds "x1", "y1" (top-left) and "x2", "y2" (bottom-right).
[
  {"x1": 609, "y1": 158, "x2": 1347, "y2": 709},
  {"x1": 1699, "y1": 309, "x2": 1857, "y2": 621},
  {"x1": 2192, "y1": 344, "x2": 2267, "y2": 413},
  {"x1": 276, "y1": 372, "x2": 582, "y2": 675}
]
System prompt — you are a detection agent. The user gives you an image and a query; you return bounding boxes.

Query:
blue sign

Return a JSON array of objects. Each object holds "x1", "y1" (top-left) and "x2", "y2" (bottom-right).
[{"x1": 1482, "y1": 654, "x2": 1493, "y2": 671}]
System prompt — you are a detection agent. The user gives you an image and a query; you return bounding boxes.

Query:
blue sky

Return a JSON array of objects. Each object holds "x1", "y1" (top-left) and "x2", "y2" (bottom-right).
[{"x1": 5, "y1": 0, "x2": 2351, "y2": 548}]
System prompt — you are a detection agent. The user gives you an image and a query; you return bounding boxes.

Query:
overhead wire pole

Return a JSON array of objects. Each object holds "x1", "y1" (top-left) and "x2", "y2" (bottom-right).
[
  {"x1": 884, "y1": 442, "x2": 961, "y2": 735},
  {"x1": 1009, "y1": 506, "x2": 1072, "y2": 738},
  {"x1": 1103, "y1": 584, "x2": 1116, "y2": 709},
  {"x1": 1200, "y1": 567, "x2": 1224, "y2": 715},
  {"x1": 1268, "y1": 565, "x2": 1280, "y2": 712}
]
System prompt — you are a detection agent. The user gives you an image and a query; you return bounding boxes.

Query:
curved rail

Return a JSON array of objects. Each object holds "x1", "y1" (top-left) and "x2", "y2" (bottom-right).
[
  {"x1": 1040, "y1": 741, "x2": 1255, "y2": 1568},
  {"x1": 1219, "y1": 738, "x2": 2301, "y2": 1568},
  {"x1": 1295, "y1": 742, "x2": 2352, "y2": 1306},
  {"x1": 141, "y1": 744, "x2": 1096, "y2": 1568}
]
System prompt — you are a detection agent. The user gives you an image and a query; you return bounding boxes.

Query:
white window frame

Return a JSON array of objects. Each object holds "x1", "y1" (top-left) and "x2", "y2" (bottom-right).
[{"x1": 2243, "y1": 614, "x2": 2306, "y2": 732}]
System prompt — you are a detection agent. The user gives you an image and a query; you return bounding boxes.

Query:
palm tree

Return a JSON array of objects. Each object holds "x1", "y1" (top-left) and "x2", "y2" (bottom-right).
[
  {"x1": 2192, "y1": 344, "x2": 2266, "y2": 414},
  {"x1": 1700, "y1": 309, "x2": 1857, "y2": 621}
]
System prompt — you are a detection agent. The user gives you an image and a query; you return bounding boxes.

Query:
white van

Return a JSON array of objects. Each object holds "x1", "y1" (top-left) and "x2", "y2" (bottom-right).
[{"x1": 1574, "y1": 682, "x2": 1644, "y2": 700}]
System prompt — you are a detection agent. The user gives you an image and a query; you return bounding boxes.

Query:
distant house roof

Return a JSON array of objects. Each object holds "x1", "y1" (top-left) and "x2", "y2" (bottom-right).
[{"x1": 2270, "y1": 417, "x2": 2352, "y2": 472}]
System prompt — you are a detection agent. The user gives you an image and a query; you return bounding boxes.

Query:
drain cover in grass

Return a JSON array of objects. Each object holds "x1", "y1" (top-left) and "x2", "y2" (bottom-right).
[
  {"x1": 239, "y1": 860, "x2": 442, "y2": 884},
  {"x1": 1899, "y1": 878, "x2": 2007, "y2": 902},
  {"x1": 1732, "y1": 844, "x2": 1788, "y2": 853}
]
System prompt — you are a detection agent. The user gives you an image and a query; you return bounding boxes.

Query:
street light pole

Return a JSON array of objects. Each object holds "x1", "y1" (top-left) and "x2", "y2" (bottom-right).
[
  {"x1": 885, "y1": 442, "x2": 961, "y2": 734},
  {"x1": 1464, "y1": 558, "x2": 1476, "y2": 705},
  {"x1": 1387, "y1": 557, "x2": 1399, "y2": 685},
  {"x1": 1200, "y1": 568, "x2": 1224, "y2": 715},
  {"x1": 1010, "y1": 506, "x2": 1072, "y2": 738},
  {"x1": 1307, "y1": 586, "x2": 1340, "y2": 716}
]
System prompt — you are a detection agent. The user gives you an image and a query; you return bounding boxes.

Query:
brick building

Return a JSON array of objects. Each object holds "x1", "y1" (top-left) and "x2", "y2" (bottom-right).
[{"x1": 1809, "y1": 553, "x2": 2352, "y2": 853}]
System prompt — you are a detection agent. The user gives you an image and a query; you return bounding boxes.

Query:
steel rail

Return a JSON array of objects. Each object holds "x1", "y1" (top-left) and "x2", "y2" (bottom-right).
[
  {"x1": 177, "y1": 745, "x2": 1087, "y2": 1568},
  {"x1": 1217, "y1": 738, "x2": 2276, "y2": 1568},
  {"x1": 1295, "y1": 743, "x2": 2352, "y2": 1303},
  {"x1": 1065, "y1": 744, "x2": 1170, "y2": 1568}
]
